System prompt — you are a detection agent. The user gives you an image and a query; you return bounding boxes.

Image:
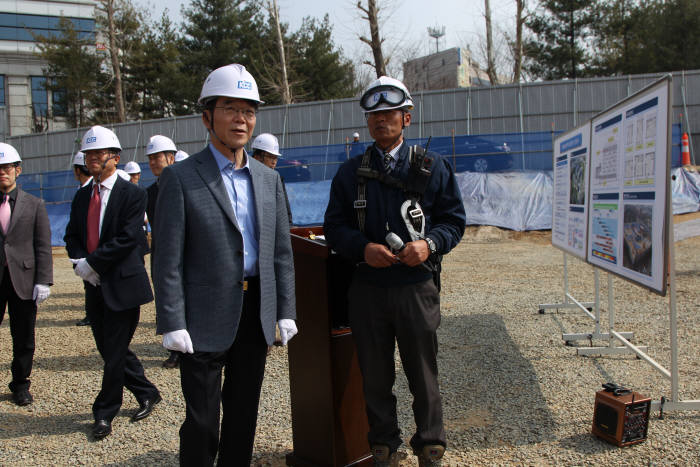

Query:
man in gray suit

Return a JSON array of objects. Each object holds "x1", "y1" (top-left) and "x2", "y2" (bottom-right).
[
  {"x1": 0, "y1": 143, "x2": 52, "y2": 406},
  {"x1": 152, "y1": 64, "x2": 297, "y2": 466}
]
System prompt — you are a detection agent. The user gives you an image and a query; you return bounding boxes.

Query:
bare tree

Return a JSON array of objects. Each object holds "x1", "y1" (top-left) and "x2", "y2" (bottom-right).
[
  {"x1": 265, "y1": 0, "x2": 292, "y2": 104},
  {"x1": 357, "y1": 0, "x2": 387, "y2": 77},
  {"x1": 511, "y1": 0, "x2": 525, "y2": 82},
  {"x1": 484, "y1": 0, "x2": 499, "y2": 85},
  {"x1": 98, "y1": 0, "x2": 126, "y2": 122}
]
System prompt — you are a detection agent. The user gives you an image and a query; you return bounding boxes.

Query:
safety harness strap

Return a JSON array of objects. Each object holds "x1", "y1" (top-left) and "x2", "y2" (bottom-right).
[{"x1": 354, "y1": 144, "x2": 434, "y2": 234}]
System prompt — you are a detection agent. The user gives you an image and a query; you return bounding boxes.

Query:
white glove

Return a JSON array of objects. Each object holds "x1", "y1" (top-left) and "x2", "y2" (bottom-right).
[
  {"x1": 278, "y1": 319, "x2": 298, "y2": 346},
  {"x1": 70, "y1": 258, "x2": 100, "y2": 286},
  {"x1": 163, "y1": 329, "x2": 194, "y2": 354},
  {"x1": 33, "y1": 284, "x2": 50, "y2": 305}
]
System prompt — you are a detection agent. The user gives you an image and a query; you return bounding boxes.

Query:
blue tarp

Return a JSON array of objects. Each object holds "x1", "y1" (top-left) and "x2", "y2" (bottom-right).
[{"x1": 27, "y1": 128, "x2": 696, "y2": 244}]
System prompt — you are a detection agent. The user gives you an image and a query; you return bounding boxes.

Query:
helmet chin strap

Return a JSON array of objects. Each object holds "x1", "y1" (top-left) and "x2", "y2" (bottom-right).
[
  {"x1": 375, "y1": 110, "x2": 407, "y2": 152},
  {"x1": 377, "y1": 132, "x2": 404, "y2": 153},
  {"x1": 206, "y1": 111, "x2": 243, "y2": 162}
]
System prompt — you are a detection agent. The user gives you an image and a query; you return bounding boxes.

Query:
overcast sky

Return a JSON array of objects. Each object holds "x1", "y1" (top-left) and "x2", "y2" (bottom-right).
[{"x1": 135, "y1": 0, "x2": 517, "y2": 75}]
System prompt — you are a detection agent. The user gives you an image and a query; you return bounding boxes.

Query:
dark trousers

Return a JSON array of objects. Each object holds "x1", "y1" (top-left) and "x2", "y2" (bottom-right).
[
  {"x1": 179, "y1": 277, "x2": 268, "y2": 467},
  {"x1": 0, "y1": 268, "x2": 37, "y2": 393},
  {"x1": 348, "y1": 278, "x2": 446, "y2": 452},
  {"x1": 85, "y1": 283, "x2": 159, "y2": 421}
]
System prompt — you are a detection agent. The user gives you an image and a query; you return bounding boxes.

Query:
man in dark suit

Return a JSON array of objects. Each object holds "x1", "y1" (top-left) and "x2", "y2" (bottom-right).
[
  {"x1": 142, "y1": 134, "x2": 179, "y2": 369},
  {"x1": 64, "y1": 125, "x2": 161, "y2": 440},
  {"x1": 0, "y1": 143, "x2": 52, "y2": 406},
  {"x1": 153, "y1": 64, "x2": 297, "y2": 466}
]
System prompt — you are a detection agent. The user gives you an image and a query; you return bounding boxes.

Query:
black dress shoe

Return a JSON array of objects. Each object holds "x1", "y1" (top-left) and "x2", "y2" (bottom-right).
[
  {"x1": 131, "y1": 394, "x2": 162, "y2": 422},
  {"x1": 92, "y1": 419, "x2": 112, "y2": 440},
  {"x1": 11, "y1": 389, "x2": 33, "y2": 406},
  {"x1": 76, "y1": 317, "x2": 90, "y2": 326},
  {"x1": 162, "y1": 351, "x2": 180, "y2": 369}
]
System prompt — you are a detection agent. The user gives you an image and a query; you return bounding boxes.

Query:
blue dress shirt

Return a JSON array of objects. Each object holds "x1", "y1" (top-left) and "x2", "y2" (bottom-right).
[{"x1": 210, "y1": 144, "x2": 260, "y2": 277}]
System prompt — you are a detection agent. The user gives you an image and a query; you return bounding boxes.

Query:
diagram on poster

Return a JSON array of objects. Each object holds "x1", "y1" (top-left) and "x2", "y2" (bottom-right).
[
  {"x1": 586, "y1": 77, "x2": 670, "y2": 294},
  {"x1": 552, "y1": 123, "x2": 590, "y2": 259}
]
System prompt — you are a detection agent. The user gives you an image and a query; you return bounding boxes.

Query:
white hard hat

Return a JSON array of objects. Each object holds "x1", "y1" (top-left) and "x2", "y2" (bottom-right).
[
  {"x1": 0, "y1": 143, "x2": 21, "y2": 164},
  {"x1": 72, "y1": 151, "x2": 86, "y2": 166},
  {"x1": 353, "y1": 132, "x2": 360, "y2": 138},
  {"x1": 198, "y1": 64, "x2": 263, "y2": 105},
  {"x1": 81, "y1": 125, "x2": 122, "y2": 152},
  {"x1": 124, "y1": 161, "x2": 141, "y2": 174},
  {"x1": 174, "y1": 150, "x2": 189, "y2": 162},
  {"x1": 251, "y1": 133, "x2": 281, "y2": 157},
  {"x1": 360, "y1": 76, "x2": 414, "y2": 113},
  {"x1": 145, "y1": 135, "x2": 177, "y2": 156},
  {"x1": 116, "y1": 169, "x2": 131, "y2": 181}
]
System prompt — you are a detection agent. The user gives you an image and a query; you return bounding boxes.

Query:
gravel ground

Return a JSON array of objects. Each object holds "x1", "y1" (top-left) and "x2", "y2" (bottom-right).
[{"x1": 1, "y1": 218, "x2": 699, "y2": 466}]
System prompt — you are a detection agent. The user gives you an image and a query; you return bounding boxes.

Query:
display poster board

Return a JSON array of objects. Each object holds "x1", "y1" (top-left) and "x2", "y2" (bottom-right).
[
  {"x1": 586, "y1": 77, "x2": 671, "y2": 295},
  {"x1": 552, "y1": 123, "x2": 591, "y2": 259}
]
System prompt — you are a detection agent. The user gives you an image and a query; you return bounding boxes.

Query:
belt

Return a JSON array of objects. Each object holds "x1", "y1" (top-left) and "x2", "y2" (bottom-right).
[{"x1": 241, "y1": 275, "x2": 259, "y2": 291}]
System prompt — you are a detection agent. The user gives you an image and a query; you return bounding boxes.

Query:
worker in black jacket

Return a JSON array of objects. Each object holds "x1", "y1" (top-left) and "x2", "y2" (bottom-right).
[{"x1": 324, "y1": 76, "x2": 466, "y2": 467}]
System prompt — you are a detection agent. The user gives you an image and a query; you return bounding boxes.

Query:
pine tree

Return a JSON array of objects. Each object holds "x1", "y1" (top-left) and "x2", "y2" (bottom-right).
[
  {"x1": 523, "y1": 0, "x2": 598, "y2": 79},
  {"x1": 34, "y1": 17, "x2": 101, "y2": 128},
  {"x1": 179, "y1": 0, "x2": 264, "y2": 108}
]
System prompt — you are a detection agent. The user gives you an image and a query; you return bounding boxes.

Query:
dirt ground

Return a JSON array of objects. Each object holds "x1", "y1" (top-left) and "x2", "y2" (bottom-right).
[{"x1": 1, "y1": 216, "x2": 699, "y2": 465}]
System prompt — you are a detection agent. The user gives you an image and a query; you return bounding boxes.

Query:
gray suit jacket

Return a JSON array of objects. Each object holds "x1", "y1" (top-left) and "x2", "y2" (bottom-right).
[
  {"x1": 0, "y1": 189, "x2": 53, "y2": 300},
  {"x1": 152, "y1": 146, "x2": 295, "y2": 351}
]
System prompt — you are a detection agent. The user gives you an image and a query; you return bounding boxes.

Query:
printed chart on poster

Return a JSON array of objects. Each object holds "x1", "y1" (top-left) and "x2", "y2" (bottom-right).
[
  {"x1": 586, "y1": 77, "x2": 670, "y2": 294},
  {"x1": 552, "y1": 123, "x2": 591, "y2": 259}
]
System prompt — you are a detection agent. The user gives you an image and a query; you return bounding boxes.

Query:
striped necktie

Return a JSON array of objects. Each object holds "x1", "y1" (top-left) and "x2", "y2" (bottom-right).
[{"x1": 383, "y1": 152, "x2": 392, "y2": 172}]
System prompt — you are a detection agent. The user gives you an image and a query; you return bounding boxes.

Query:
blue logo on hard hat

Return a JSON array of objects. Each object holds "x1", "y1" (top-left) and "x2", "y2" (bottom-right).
[
  {"x1": 86, "y1": 136, "x2": 97, "y2": 143},
  {"x1": 237, "y1": 80, "x2": 252, "y2": 90}
]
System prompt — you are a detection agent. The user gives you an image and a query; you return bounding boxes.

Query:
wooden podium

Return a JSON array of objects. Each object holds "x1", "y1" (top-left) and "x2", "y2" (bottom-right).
[{"x1": 286, "y1": 227, "x2": 372, "y2": 467}]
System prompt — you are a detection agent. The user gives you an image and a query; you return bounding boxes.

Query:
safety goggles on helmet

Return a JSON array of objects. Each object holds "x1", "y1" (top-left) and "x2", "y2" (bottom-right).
[{"x1": 360, "y1": 85, "x2": 409, "y2": 111}]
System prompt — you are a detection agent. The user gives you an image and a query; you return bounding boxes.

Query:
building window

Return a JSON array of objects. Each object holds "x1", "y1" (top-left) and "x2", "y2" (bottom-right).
[
  {"x1": 52, "y1": 88, "x2": 66, "y2": 117},
  {"x1": 0, "y1": 75, "x2": 5, "y2": 106},
  {"x1": 31, "y1": 76, "x2": 48, "y2": 118},
  {"x1": 0, "y1": 13, "x2": 94, "y2": 42}
]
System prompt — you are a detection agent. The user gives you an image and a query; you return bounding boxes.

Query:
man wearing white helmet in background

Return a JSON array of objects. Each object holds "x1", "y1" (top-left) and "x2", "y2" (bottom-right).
[
  {"x1": 349, "y1": 130, "x2": 365, "y2": 158},
  {"x1": 324, "y1": 76, "x2": 466, "y2": 466},
  {"x1": 124, "y1": 161, "x2": 142, "y2": 185},
  {"x1": 72, "y1": 151, "x2": 92, "y2": 188},
  {"x1": 152, "y1": 64, "x2": 297, "y2": 466},
  {"x1": 64, "y1": 125, "x2": 161, "y2": 441},
  {"x1": 174, "y1": 150, "x2": 189, "y2": 162},
  {"x1": 251, "y1": 133, "x2": 292, "y2": 226},
  {"x1": 0, "y1": 143, "x2": 52, "y2": 407},
  {"x1": 142, "y1": 134, "x2": 179, "y2": 369},
  {"x1": 72, "y1": 151, "x2": 92, "y2": 327}
]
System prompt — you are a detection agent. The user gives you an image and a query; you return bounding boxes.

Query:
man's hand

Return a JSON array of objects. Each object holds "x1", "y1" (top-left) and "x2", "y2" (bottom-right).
[
  {"x1": 163, "y1": 329, "x2": 194, "y2": 354},
  {"x1": 70, "y1": 258, "x2": 100, "y2": 286},
  {"x1": 278, "y1": 319, "x2": 298, "y2": 345},
  {"x1": 33, "y1": 284, "x2": 50, "y2": 305},
  {"x1": 364, "y1": 242, "x2": 398, "y2": 268},
  {"x1": 397, "y1": 240, "x2": 430, "y2": 267}
]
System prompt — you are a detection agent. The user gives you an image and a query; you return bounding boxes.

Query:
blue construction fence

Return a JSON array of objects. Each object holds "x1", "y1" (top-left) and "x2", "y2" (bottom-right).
[{"x1": 18, "y1": 128, "x2": 683, "y2": 245}]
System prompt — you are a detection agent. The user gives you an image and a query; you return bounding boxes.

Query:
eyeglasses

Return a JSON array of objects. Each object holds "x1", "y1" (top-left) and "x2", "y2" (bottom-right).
[
  {"x1": 360, "y1": 85, "x2": 407, "y2": 111},
  {"x1": 84, "y1": 150, "x2": 112, "y2": 158},
  {"x1": 215, "y1": 106, "x2": 256, "y2": 121},
  {"x1": 0, "y1": 163, "x2": 17, "y2": 172}
]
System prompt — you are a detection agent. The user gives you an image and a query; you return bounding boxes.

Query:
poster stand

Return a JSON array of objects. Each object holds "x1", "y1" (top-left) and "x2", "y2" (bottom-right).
[
  {"x1": 537, "y1": 253, "x2": 635, "y2": 346},
  {"x1": 577, "y1": 203, "x2": 699, "y2": 413}
]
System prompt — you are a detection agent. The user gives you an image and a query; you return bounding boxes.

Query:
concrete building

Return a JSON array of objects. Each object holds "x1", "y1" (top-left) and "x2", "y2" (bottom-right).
[
  {"x1": 403, "y1": 47, "x2": 491, "y2": 92},
  {"x1": 0, "y1": 0, "x2": 96, "y2": 137}
]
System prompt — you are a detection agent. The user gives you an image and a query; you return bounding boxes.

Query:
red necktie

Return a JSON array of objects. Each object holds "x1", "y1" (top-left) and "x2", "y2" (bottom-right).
[{"x1": 87, "y1": 184, "x2": 101, "y2": 253}]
